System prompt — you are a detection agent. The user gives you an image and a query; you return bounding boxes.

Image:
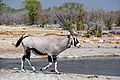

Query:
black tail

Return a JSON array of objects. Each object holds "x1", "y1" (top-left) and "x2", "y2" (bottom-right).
[{"x1": 15, "y1": 35, "x2": 24, "y2": 47}]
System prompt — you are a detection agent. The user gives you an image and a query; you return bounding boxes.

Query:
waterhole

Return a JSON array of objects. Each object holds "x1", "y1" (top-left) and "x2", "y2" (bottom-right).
[{"x1": 0, "y1": 57, "x2": 120, "y2": 76}]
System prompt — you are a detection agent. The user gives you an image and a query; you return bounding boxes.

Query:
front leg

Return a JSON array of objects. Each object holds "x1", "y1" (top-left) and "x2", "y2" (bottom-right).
[
  {"x1": 54, "y1": 62, "x2": 60, "y2": 74},
  {"x1": 40, "y1": 55, "x2": 53, "y2": 71},
  {"x1": 40, "y1": 55, "x2": 60, "y2": 74},
  {"x1": 53, "y1": 55, "x2": 60, "y2": 74},
  {"x1": 40, "y1": 62, "x2": 53, "y2": 71}
]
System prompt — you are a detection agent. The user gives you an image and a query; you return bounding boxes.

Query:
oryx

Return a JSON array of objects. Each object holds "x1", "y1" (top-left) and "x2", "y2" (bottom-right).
[{"x1": 15, "y1": 14, "x2": 81, "y2": 74}]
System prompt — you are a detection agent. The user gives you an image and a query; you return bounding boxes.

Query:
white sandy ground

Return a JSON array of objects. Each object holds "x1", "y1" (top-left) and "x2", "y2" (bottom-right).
[{"x1": 0, "y1": 69, "x2": 120, "y2": 80}]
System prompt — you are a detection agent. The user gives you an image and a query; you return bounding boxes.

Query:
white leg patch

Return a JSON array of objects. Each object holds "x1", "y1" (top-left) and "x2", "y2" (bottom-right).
[
  {"x1": 54, "y1": 62, "x2": 60, "y2": 74},
  {"x1": 27, "y1": 59, "x2": 36, "y2": 71},
  {"x1": 21, "y1": 60, "x2": 24, "y2": 71},
  {"x1": 31, "y1": 66, "x2": 36, "y2": 71},
  {"x1": 43, "y1": 62, "x2": 53, "y2": 70}
]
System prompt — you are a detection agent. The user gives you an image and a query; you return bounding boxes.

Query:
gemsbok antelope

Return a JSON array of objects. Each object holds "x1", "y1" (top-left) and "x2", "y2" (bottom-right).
[{"x1": 15, "y1": 14, "x2": 81, "y2": 74}]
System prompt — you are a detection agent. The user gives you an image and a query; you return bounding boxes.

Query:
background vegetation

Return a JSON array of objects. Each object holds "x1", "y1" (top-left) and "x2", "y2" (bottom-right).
[{"x1": 0, "y1": 0, "x2": 120, "y2": 36}]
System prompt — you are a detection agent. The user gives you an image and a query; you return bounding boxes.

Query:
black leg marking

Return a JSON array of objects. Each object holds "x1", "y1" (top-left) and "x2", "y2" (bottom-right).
[
  {"x1": 53, "y1": 55, "x2": 57, "y2": 63},
  {"x1": 48, "y1": 55, "x2": 53, "y2": 62},
  {"x1": 25, "y1": 48, "x2": 31, "y2": 60},
  {"x1": 22, "y1": 55, "x2": 26, "y2": 61}
]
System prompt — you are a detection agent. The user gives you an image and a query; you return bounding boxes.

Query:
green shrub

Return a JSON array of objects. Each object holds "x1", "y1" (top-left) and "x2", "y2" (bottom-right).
[
  {"x1": 96, "y1": 31, "x2": 101, "y2": 37},
  {"x1": 24, "y1": 0, "x2": 42, "y2": 25},
  {"x1": 116, "y1": 18, "x2": 120, "y2": 26},
  {"x1": 77, "y1": 20, "x2": 84, "y2": 31}
]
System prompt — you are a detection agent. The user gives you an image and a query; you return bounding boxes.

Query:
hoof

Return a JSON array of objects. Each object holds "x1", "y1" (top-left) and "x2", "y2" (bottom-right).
[
  {"x1": 40, "y1": 68, "x2": 43, "y2": 71},
  {"x1": 56, "y1": 72, "x2": 61, "y2": 74},
  {"x1": 50, "y1": 70, "x2": 55, "y2": 72},
  {"x1": 50, "y1": 70, "x2": 61, "y2": 74},
  {"x1": 21, "y1": 69, "x2": 26, "y2": 72},
  {"x1": 33, "y1": 70, "x2": 36, "y2": 72},
  {"x1": 32, "y1": 70, "x2": 38, "y2": 73}
]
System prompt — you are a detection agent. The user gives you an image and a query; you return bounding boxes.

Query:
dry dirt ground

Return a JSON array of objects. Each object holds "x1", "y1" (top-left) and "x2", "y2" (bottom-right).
[
  {"x1": 0, "y1": 25, "x2": 120, "y2": 80},
  {"x1": 1, "y1": 69, "x2": 120, "y2": 80}
]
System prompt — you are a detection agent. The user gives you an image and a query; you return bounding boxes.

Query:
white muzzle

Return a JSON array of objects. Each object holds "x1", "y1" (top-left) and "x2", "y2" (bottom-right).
[{"x1": 76, "y1": 43, "x2": 81, "y2": 48}]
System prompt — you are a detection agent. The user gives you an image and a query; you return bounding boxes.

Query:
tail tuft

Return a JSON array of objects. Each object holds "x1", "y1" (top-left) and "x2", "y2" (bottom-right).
[{"x1": 15, "y1": 35, "x2": 24, "y2": 47}]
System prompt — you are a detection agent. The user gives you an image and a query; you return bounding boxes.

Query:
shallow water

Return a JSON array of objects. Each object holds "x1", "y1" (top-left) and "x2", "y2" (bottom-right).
[{"x1": 0, "y1": 57, "x2": 120, "y2": 76}]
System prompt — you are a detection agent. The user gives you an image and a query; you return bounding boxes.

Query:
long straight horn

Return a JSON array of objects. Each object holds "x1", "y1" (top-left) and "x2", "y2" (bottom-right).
[
  {"x1": 55, "y1": 13, "x2": 68, "y2": 29},
  {"x1": 56, "y1": 13, "x2": 76, "y2": 35},
  {"x1": 55, "y1": 13, "x2": 66, "y2": 27},
  {"x1": 59, "y1": 14, "x2": 66, "y2": 25},
  {"x1": 59, "y1": 14, "x2": 76, "y2": 35}
]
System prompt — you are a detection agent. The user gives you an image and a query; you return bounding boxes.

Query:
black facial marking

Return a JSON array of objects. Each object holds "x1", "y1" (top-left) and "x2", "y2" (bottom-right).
[
  {"x1": 73, "y1": 37, "x2": 79, "y2": 46},
  {"x1": 72, "y1": 37, "x2": 75, "y2": 46},
  {"x1": 76, "y1": 39, "x2": 79, "y2": 43},
  {"x1": 67, "y1": 35, "x2": 70, "y2": 38}
]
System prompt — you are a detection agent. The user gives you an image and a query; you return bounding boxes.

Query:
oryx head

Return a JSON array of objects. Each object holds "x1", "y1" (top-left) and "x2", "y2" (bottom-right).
[
  {"x1": 71, "y1": 35, "x2": 81, "y2": 48},
  {"x1": 56, "y1": 13, "x2": 81, "y2": 48},
  {"x1": 68, "y1": 32, "x2": 81, "y2": 48}
]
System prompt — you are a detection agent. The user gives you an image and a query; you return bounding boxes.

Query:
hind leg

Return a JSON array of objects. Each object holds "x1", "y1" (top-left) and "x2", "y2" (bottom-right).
[
  {"x1": 25, "y1": 48, "x2": 36, "y2": 71},
  {"x1": 21, "y1": 48, "x2": 36, "y2": 72},
  {"x1": 21, "y1": 55, "x2": 26, "y2": 72}
]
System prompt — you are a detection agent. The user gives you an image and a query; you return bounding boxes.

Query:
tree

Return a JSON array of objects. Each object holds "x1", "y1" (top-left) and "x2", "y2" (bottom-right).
[
  {"x1": 116, "y1": 17, "x2": 120, "y2": 26},
  {"x1": 23, "y1": 0, "x2": 42, "y2": 25},
  {"x1": 105, "y1": 18, "x2": 112, "y2": 30},
  {"x1": 50, "y1": 2, "x2": 85, "y2": 30},
  {"x1": 0, "y1": 2, "x2": 5, "y2": 13},
  {"x1": 0, "y1": 1, "x2": 20, "y2": 25},
  {"x1": 0, "y1": 1, "x2": 16, "y2": 13}
]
